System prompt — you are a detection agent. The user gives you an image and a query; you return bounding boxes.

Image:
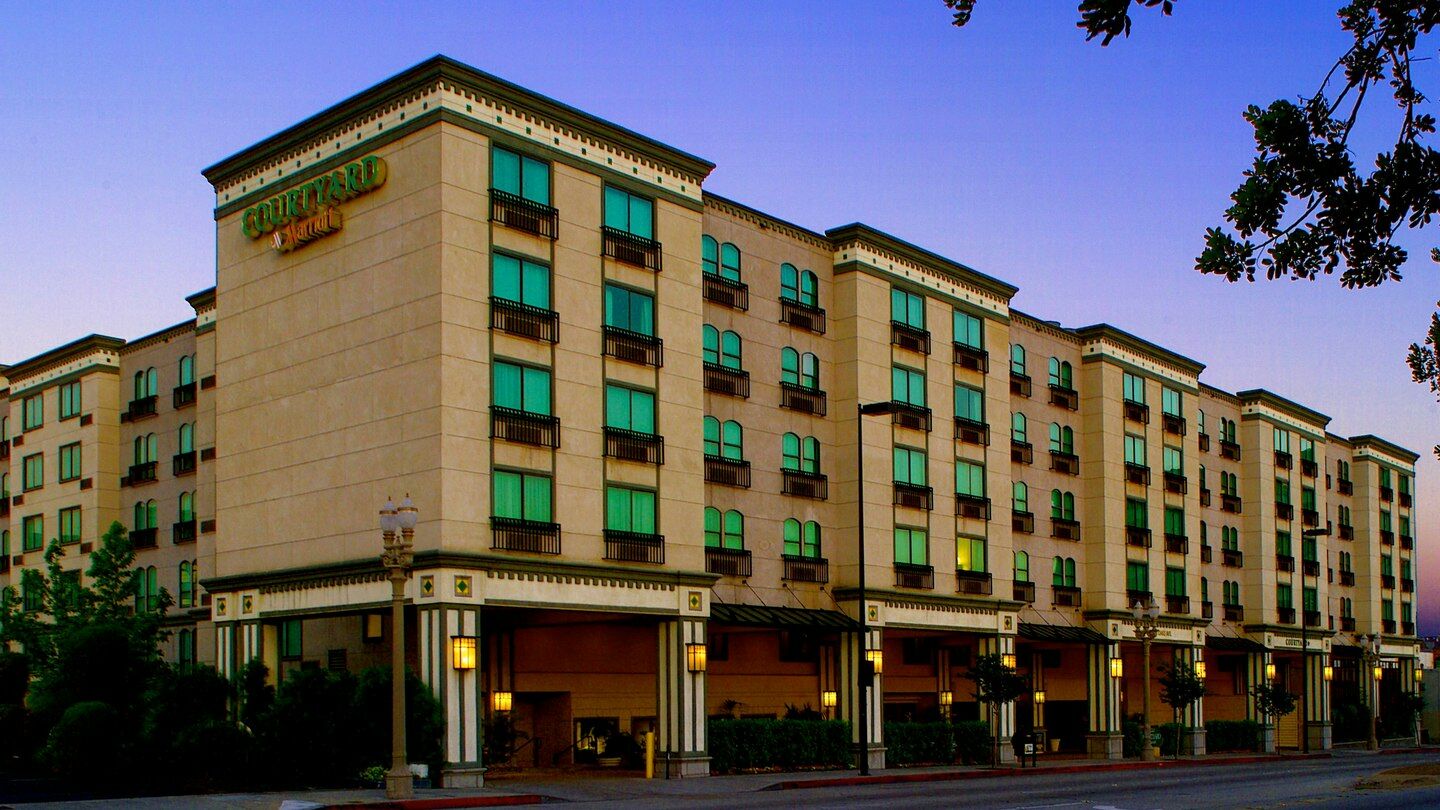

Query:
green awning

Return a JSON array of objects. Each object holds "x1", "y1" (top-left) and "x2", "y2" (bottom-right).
[
  {"x1": 1018, "y1": 622, "x2": 1108, "y2": 645},
  {"x1": 709, "y1": 602, "x2": 857, "y2": 631},
  {"x1": 1206, "y1": 635, "x2": 1266, "y2": 653}
]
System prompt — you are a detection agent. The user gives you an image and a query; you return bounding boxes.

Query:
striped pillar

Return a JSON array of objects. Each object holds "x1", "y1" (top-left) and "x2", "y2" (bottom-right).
[
  {"x1": 215, "y1": 623, "x2": 236, "y2": 681},
  {"x1": 1030, "y1": 650, "x2": 1045, "y2": 730},
  {"x1": 657, "y1": 618, "x2": 709, "y2": 777},
  {"x1": 839, "y1": 627, "x2": 884, "y2": 770},
  {"x1": 1302, "y1": 651, "x2": 1332, "y2": 750},
  {"x1": 1247, "y1": 651, "x2": 1276, "y2": 752},
  {"x1": 1401, "y1": 657, "x2": 1420, "y2": 744},
  {"x1": 1086, "y1": 641, "x2": 1123, "y2": 759},
  {"x1": 938, "y1": 647, "x2": 953, "y2": 721},
  {"x1": 418, "y1": 605, "x2": 483, "y2": 786},
  {"x1": 819, "y1": 643, "x2": 839, "y2": 719},
  {"x1": 980, "y1": 634, "x2": 1017, "y2": 762},
  {"x1": 1176, "y1": 645, "x2": 1207, "y2": 754}
]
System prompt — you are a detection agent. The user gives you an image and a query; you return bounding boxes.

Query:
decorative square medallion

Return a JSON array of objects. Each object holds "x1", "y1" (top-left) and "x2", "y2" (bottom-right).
[
  {"x1": 420, "y1": 575, "x2": 435, "y2": 597},
  {"x1": 455, "y1": 575, "x2": 472, "y2": 597},
  {"x1": 867, "y1": 605, "x2": 879, "y2": 622},
  {"x1": 216, "y1": 597, "x2": 227, "y2": 617},
  {"x1": 241, "y1": 595, "x2": 253, "y2": 614},
  {"x1": 688, "y1": 591, "x2": 702, "y2": 611},
  {"x1": 1004, "y1": 615, "x2": 1013, "y2": 631}
]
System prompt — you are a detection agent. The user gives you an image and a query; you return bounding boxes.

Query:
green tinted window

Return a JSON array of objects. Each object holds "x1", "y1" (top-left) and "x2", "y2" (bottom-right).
[
  {"x1": 492, "y1": 146, "x2": 550, "y2": 205},
  {"x1": 603, "y1": 186, "x2": 654, "y2": 239},
  {"x1": 894, "y1": 527, "x2": 928, "y2": 566},
  {"x1": 604, "y1": 284, "x2": 655, "y2": 335},
  {"x1": 493, "y1": 253, "x2": 551, "y2": 309},
  {"x1": 956, "y1": 460, "x2": 985, "y2": 498},
  {"x1": 605, "y1": 385, "x2": 656, "y2": 433},
  {"x1": 493, "y1": 362, "x2": 551, "y2": 415},
  {"x1": 59, "y1": 381, "x2": 81, "y2": 420},
  {"x1": 494, "y1": 470, "x2": 553, "y2": 522},
  {"x1": 957, "y1": 536, "x2": 986, "y2": 572},
  {"x1": 954, "y1": 310, "x2": 982, "y2": 349},
  {"x1": 1123, "y1": 373, "x2": 1145, "y2": 404},
  {"x1": 891, "y1": 288, "x2": 925, "y2": 330},
  {"x1": 605, "y1": 486, "x2": 656, "y2": 534},
  {"x1": 955, "y1": 384, "x2": 983, "y2": 423},
  {"x1": 893, "y1": 447, "x2": 927, "y2": 486},
  {"x1": 892, "y1": 366, "x2": 925, "y2": 407}
]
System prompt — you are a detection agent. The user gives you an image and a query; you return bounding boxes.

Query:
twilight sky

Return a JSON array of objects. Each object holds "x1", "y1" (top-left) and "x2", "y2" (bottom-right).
[{"x1": 2, "y1": 2, "x2": 1437, "y2": 631}]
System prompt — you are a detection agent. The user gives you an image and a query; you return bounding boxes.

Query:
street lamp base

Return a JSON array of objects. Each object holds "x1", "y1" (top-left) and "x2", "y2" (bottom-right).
[{"x1": 385, "y1": 770, "x2": 415, "y2": 800}]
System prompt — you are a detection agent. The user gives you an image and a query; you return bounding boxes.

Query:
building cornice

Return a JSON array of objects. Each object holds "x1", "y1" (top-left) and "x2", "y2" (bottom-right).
[
  {"x1": 121, "y1": 320, "x2": 195, "y2": 355},
  {"x1": 826, "y1": 223, "x2": 1019, "y2": 305},
  {"x1": 1236, "y1": 389, "x2": 1331, "y2": 433},
  {"x1": 1199, "y1": 382, "x2": 1240, "y2": 405},
  {"x1": 1011, "y1": 310, "x2": 1082, "y2": 345},
  {"x1": 5, "y1": 334, "x2": 125, "y2": 393},
  {"x1": 1348, "y1": 434, "x2": 1421, "y2": 466},
  {"x1": 1073, "y1": 324, "x2": 1206, "y2": 382},
  {"x1": 702, "y1": 192, "x2": 831, "y2": 251}
]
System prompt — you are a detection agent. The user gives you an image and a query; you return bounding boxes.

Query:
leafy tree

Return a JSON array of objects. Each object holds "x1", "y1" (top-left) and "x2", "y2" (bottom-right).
[
  {"x1": 965, "y1": 652, "x2": 1028, "y2": 766},
  {"x1": 948, "y1": 2, "x2": 1440, "y2": 452},
  {"x1": 1251, "y1": 680, "x2": 1298, "y2": 726},
  {"x1": 1158, "y1": 662, "x2": 1208, "y2": 757}
]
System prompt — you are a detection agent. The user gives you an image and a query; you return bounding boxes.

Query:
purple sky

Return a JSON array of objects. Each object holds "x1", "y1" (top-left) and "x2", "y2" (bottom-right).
[{"x1": 3, "y1": 2, "x2": 1437, "y2": 631}]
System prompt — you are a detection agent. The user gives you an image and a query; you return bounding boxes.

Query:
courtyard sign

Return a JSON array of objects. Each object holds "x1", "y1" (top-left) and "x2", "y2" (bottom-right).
[{"x1": 240, "y1": 155, "x2": 388, "y2": 252}]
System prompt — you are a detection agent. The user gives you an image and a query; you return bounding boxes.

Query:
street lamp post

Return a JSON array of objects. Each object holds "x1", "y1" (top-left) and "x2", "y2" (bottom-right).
[
  {"x1": 855, "y1": 401, "x2": 896, "y2": 777},
  {"x1": 380, "y1": 496, "x2": 418, "y2": 800},
  {"x1": 1299, "y1": 527, "x2": 1330, "y2": 754},
  {"x1": 1361, "y1": 633, "x2": 1382, "y2": 751},
  {"x1": 1131, "y1": 599, "x2": 1161, "y2": 761}
]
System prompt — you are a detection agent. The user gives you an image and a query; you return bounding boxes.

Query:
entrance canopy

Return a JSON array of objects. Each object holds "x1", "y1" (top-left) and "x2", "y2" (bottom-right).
[
  {"x1": 1018, "y1": 622, "x2": 1108, "y2": 644},
  {"x1": 709, "y1": 602, "x2": 857, "y2": 630}
]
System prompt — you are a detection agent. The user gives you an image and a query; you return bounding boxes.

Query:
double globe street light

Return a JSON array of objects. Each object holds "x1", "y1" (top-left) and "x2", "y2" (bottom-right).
[{"x1": 379, "y1": 496, "x2": 418, "y2": 800}]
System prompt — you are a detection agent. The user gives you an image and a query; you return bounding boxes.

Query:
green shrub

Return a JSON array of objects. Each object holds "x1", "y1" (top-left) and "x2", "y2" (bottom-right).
[
  {"x1": 44, "y1": 701, "x2": 127, "y2": 784},
  {"x1": 952, "y1": 719, "x2": 991, "y2": 764},
  {"x1": 1154, "y1": 721, "x2": 1185, "y2": 755},
  {"x1": 1122, "y1": 715, "x2": 1145, "y2": 757},
  {"x1": 884, "y1": 721, "x2": 955, "y2": 766},
  {"x1": 707, "y1": 718, "x2": 851, "y2": 773},
  {"x1": 1205, "y1": 719, "x2": 1261, "y2": 751}
]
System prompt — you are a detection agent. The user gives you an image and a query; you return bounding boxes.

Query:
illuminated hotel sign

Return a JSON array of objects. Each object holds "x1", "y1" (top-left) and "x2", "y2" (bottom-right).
[{"x1": 240, "y1": 155, "x2": 388, "y2": 252}]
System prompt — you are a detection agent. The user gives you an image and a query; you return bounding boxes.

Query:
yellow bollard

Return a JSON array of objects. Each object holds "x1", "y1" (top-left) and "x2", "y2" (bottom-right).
[{"x1": 645, "y1": 730, "x2": 655, "y2": 779}]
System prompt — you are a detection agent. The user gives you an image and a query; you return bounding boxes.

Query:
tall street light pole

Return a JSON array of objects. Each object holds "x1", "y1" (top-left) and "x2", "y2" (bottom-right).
[
  {"x1": 1299, "y1": 527, "x2": 1330, "y2": 755},
  {"x1": 1362, "y1": 633, "x2": 1381, "y2": 751},
  {"x1": 1131, "y1": 599, "x2": 1161, "y2": 762},
  {"x1": 855, "y1": 401, "x2": 896, "y2": 777},
  {"x1": 380, "y1": 496, "x2": 418, "y2": 800}
]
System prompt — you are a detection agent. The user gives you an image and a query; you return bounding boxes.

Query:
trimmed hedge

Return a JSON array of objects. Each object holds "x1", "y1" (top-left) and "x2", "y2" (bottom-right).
[
  {"x1": 1154, "y1": 722, "x2": 1185, "y2": 755},
  {"x1": 884, "y1": 722, "x2": 955, "y2": 766},
  {"x1": 953, "y1": 720, "x2": 992, "y2": 765},
  {"x1": 708, "y1": 719, "x2": 851, "y2": 773},
  {"x1": 1205, "y1": 719, "x2": 1261, "y2": 752}
]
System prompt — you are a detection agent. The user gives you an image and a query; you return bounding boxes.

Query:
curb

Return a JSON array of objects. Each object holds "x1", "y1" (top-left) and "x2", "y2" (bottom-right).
[
  {"x1": 765, "y1": 753, "x2": 1332, "y2": 791},
  {"x1": 315, "y1": 796, "x2": 544, "y2": 809}
]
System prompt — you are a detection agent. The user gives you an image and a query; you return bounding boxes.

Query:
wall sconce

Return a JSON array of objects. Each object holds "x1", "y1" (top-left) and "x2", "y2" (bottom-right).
[
  {"x1": 939, "y1": 690, "x2": 953, "y2": 707},
  {"x1": 1265, "y1": 662, "x2": 1277, "y2": 680},
  {"x1": 1194, "y1": 660, "x2": 1207, "y2": 680},
  {"x1": 1323, "y1": 665, "x2": 1334, "y2": 682},
  {"x1": 1034, "y1": 690, "x2": 1046, "y2": 705},
  {"x1": 492, "y1": 691, "x2": 513, "y2": 713},
  {"x1": 821, "y1": 690, "x2": 838, "y2": 709},
  {"x1": 450, "y1": 635, "x2": 476, "y2": 671},
  {"x1": 686, "y1": 642, "x2": 708, "y2": 673},
  {"x1": 866, "y1": 648, "x2": 884, "y2": 675},
  {"x1": 1373, "y1": 665, "x2": 1384, "y2": 682},
  {"x1": 1110, "y1": 657, "x2": 1124, "y2": 678},
  {"x1": 1001, "y1": 652, "x2": 1017, "y2": 670}
]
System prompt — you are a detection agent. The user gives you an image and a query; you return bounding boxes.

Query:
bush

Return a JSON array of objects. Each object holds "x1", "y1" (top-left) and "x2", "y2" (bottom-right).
[
  {"x1": 351, "y1": 666, "x2": 445, "y2": 779},
  {"x1": 884, "y1": 721, "x2": 956, "y2": 766},
  {"x1": 707, "y1": 718, "x2": 851, "y2": 773},
  {"x1": 1122, "y1": 715, "x2": 1146, "y2": 757},
  {"x1": 952, "y1": 720, "x2": 991, "y2": 764},
  {"x1": 1154, "y1": 722, "x2": 1185, "y2": 755},
  {"x1": 1205, "y1": 719, "x2": 1261, "y2": 752},
  {"x1": 45, "y1": 701, "x2": 127, "y2": 785}
]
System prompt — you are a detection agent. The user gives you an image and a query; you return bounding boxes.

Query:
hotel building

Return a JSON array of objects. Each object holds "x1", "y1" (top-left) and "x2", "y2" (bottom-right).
[{"x1": 0, "y1": 56, "x2": 1422, "y2": 783}]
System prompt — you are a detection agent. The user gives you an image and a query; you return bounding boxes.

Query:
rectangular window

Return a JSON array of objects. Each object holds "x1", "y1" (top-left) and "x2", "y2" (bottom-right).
[
  {"x1": 1381, "y1": 554, "x2": 1393, "y2": 576},
  {"x1": 493, "y1": 469, "x2": 553, "y2": 523},
  {"x1": 22, "y1": 394, "x2": 42, "y2": 431},
  {"x1": 1165, "y1": 566, "x2": 1186, "y2": 597},
  {"x1": 956, "y1": 460, "x2": 986, "y2": 498},
  {"x1": 1277, "y1": 583, "x2": 1293, "y2": 609},
  {"x1": 1124, "y1": 434, "x2": 1146, "y2": 466},
  {"x1": 603, "y1": 185, "x2": 654, "y2": 239},
  {"x1": 1399, "y1": 474, "x2": 1411, "y2": 495},
  {"x1": 1299, "y1": 436, "x2": 1315, "y2": 462},
  {"x1": 1126, "y1": 561, "x2": 1149, "y2": 593},
  {"x1": 1402, "y1": 601, "x2": 1413, "y2": 623},
  {"x1": 604, "y1": 283, "x2": 655, "y2": 335},
  {"x1": 58, "y1": 506, "x2": 81, "y2": 545},
  {"x1": 605, "y1": 385, "x2": 656, "y2": 434},
  {"x1": 1125, "y1": 498, "x2": 1148, "y2": 529},
  {"x1": 1301, "y1": 486, "x2": 1316, "y2": 511},
  {"x1": 1163, "y1": 446, "x2": 1183, "y2": 475},
  {"x1": 493, "y1": 361, "x2": 552, "y2": 415},
  {"x1": 1302, "y1": 534, "x2": 1317, "y2": 562},
  {"x1": 491, "y1": 145, "x2": 551, "y2": 205},
  {"x1": 893, "y1": 447, "x2": 927, "y2": 487},
  {"x1": 1273, "y1": 428, "x2": 1290, "y2": 453},
  {"x1": 1164, "y1": 507, "x2": 1185, "y2": 536},
  {"x1": 58, "y1": 381, "x2": 81, "y2": 420},
  {"x1": 1303, "y1": 586, "x2": 1318, "y2": 612},
  {"x1": 1380, "y1": 510, "x2": 1392, "y2": 531},
  {"x1": 22, "y1": 581, "x2": 40, "y2": 612},
  {"x1": 954, "y1": 384, "x2": 983, "y2": 423},
  {"x1": 492, "y1": 252, "x2": 551, "y2": 309},
  {"x1": 1274, "y1": 477, "x2": 1290, "y2": 504},
  {"x1": 1276, "y1": 531, "x2": 1292, "y2": 557},
  {"x1": 1400, "y1": 515, "x2": 1411, "y2": 537},
  {"x1": 1162, "y1": 386, "x2": 1181, "y2": 416},
  {"x1": 279, "y1": 619, "x2": 303, "y2": 660},
  {"x1": 957, "y1": 536, "x2": 986, "y2": 572},
  {"x1": 22, "y1": 515, "x2": 43, "y2": 552},
  {"x1": 892, "y1": 366, "x2": 926, "y2": 407},
  {"x1": 1380, "y1": 468, "x2": 1392, "y2": 488},
  {"x1": 22, "y1": 454, "x2": 43, "y2": 491},
  {"x1": 58, "y1": 443, "x2": 81, "y2": 483},
  {"x1": 894, "y1": 527, "x2": 928, "y2": 566},
  {"x1": 953, "y1": 309, "x2": 982, "y2": 350},
  {"x1": 605, "y1": 486, "x2": 657, "y2": 534},
  {"x1": 891, "y1": 288, "x2": 925, "y2": 330},
  {"x1": 1123, "y1": 372, "x2": 1145, "y2": 404},
  {"x1": 1382, "y1": 600, "x2": 1394, "y2": 621}
]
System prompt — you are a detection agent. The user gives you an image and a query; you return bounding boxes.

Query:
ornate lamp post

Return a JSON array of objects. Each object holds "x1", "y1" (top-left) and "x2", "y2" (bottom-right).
[
  {"x1": 1361, "y1": 633, "x2": 1382, "y2": 751},
  {"x1": 380, "y1": 496, "x2": 418, "y2": 799},
  {"x1": 1131, "y1": 598, "x2": 1161, "y2": 761}
]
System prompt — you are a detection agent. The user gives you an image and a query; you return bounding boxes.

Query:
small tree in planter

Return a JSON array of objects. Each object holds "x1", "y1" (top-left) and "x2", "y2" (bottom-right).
[
  {"x1": 1158, "y1": 662, "x2": 1208, "y2": 758},
  {"x1": 965, "y1": 653, "x2": 1027, "y2": 767},
  {"x1": 1251, "y1": 680, "x2": 1297, "y2": 752}
]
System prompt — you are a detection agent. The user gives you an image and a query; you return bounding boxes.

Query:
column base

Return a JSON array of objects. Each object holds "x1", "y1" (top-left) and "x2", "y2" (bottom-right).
[
  {"x1": 441, "y1": 765, "x2": 485, "y2": 788},
  {"x1": 384, "y1": 771, "x2": 415, "y2": 799},
  {"x1": 998, "y1": 738, "x2": 1016, "y2": 764},
  {"x1": 1306, "y1": 721, "x2": 1332, "y2": 751},
  {"x1": 1086, "y1": 732, "x2": 1124, "y2": 760},
  {"x1": 1260, "y1": 725, "x2": 1276, "y2": 754},
  {"x1": 864, "y1": 745, "x2": 886, "y2": 771},
  {"x1": 660, "y1": 754, "x2": 711, "y2": 778}
]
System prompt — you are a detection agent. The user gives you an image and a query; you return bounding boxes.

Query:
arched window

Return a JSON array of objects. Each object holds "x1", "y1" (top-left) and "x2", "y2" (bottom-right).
[
  {"x1": 1052, "y1": 556, "x2": 1076, "y2": 587},
  {"x1": 1050, "y1": 489, "x2": 1075, "y2": 521},
  {"x1": 783, "y1": 518, "x2": 822, "y2": 558},
  {"x1": 134, "y1": 501, "x2": 147, "y2": 530},
  {"x1": 701, "y1": 235, "x2": 718, "y2": 276},
  {"x1": 781, "y1": 349, "x2": 819, "y2": 389},
  {"x1": 146, "y1": 368, "x2": 158, "y2": 397},
  {"x1": 135, "y1": 434, "x2": 158, "y2": 464},
  {"x1": 782, "y1": 433, "x2": 820, "y2": 474},
  {"x1": 1201, "y1": 576, "x2": 1209, "y2": 605},
  {"x1": 1011, "y1": 344, "x2": 1026, "y2": 376},
  {"x1": 0, "y1": 473, "x2": 8, "y2": 498},
  {"x1": 704, "y1": 418, "x2": 743, "y2": 460},
  {"x1": 1, "y1": 416, "x2": 8, "y2": 441},
  {"x1": 1064, "y1": 557, "x2": 1076, "y2": 586},
  {"x1": 179, "y1": 560, "x2": 193, "y2": 608},
  {"x1": 781, "y1": 264, "x2": 819, "y2": 307},
  {"x1": 178, "y1": 423, "x2": 194, "y2": 454},
  {"x1": 1014, "y1": 551, "x2": 1030, "y2": 583},
  {"x1": 1047, "y1": 358, "x2": 1073, "y2": 389},
  {"x1": 705, "y1": 509, "x2": 744, "y2": 550},
  {"x1": 701, "y1": 328, "x2": 743, "y2": 369},
  {"x1": 178, "y1": 355, "x2": 195, "y2": 386},
  {"x1": 133, "y1": 371, "x2": 146, "y2": 401},
  {"x1": 179, "y1": 491, "x2": 195, "y2": 522},
  {"x1": 1012, "y1": 412, "x2": 1027, "y2": 443},
  {"x1": 1013, "y1": 481, "x2": 1028, "y2": 513},
  {"x1": 719, "y1": 243, "x2": 741, "y2": 281},
  {"x1": 135, "y1": 565, "x2": 159, "y2": 613},
  {"x1": 1049, "y1": 423, "x2": 1074, "y2": 454}
]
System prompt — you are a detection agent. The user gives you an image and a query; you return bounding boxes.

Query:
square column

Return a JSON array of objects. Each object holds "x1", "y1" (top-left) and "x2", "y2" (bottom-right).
[
  {"x1": 1401, "y1": 657, "x2": 1421, "y2": 745},
  {"x1": 1176, "y1": 646, "x2": 1207, "y2": 755},
  {"x1": 657, "y1": 618, "x2": 709, "y2": 777},
  {"x1": 1248, "y1": 651, "x2": 1276, "y2": 753},
  {"x1": 418, "y1": 605, "x2": 483, "y2": 787},
  {"x1": 980, "y1": 634, "x2": 1017, "y2": 763},
  {"x1": 1304, "y1": 652, "x2": 1332, "y2": 751},
  {"x1": 839, "y1": 628, "x2": 884, "y2": 770},
  {"x1": 1086, "y1": 642, "x2": 1123, "y2": 759}
]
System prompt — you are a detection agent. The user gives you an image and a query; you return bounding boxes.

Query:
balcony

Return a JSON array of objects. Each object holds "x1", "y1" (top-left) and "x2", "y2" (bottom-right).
[
  {"x1": 1382, "y1": 573, "x2": 1396, "y2": 589},
  {"x1": 603, "y1": 325, "x2": 663, "y2": 367},
  {"x1": 1304, "y1": 609, "x2": 1322, "y2": 628},
  {"x1": 1127, "y1": 589, "x2": 1153, "y2": 608},
  {"x1": 601, "y1": 226, "x2": 661, "y2": 270},
  {"x1": 891, "y1": 402, "x2": 932, "y2": 432},
  {"x1": 703, "y1": 363, "x2": 751, "y2": 398},
  {"x1": 125, "y1": 461, "x2": 158, "y2": 487},
  {"x1": 1274, "y1": 450, "x2": 1292, "y2": 471},
  {"x1": 1165, "y1": 534, "x2": 1189, "y2": 555},
  {"x1": 1380, "y1": 485, "x2": 1393, "y2": 503},
  {"x1": 1402, "y1": 578, "x2": 1415, "y2": 593},
  {"x1": 1012, "y1": 510, "x2": 1035, "y2": 534},
  {"x1": 491, "y1": 517, "x2": 562, "y2": 555},
  {"x1": 1048, "y1": 385, "x2": 1079, "y2": 411},
  {"x1": 1201, "y1": 600, "x2": 1214, "y2": 619},
  {"x1": 1053, "y1": 584, "x2": 1082, "y2": 608},
  {"x1": 1219, "y1": 439, "x2": 1241, "y2": 461},
  {"x1": 173, "y1": 451, "x2": 197, "y2": 477},
  {"x1": 1301, "y1": 458, "x2": 1318, "y2": 478},
  {"x1": 1277, "y1": 607, "x2": 1296, "y2": 625},
  {"x1": 894, "y1": 563, "x2": 935, "y2": 590},
  {"x1": 1383, "y1": 619, "x2": 1397, "y2": 634},
  {"x1": 1276, "y1": 554, "x2": 1295, "y2": 573},
  {"x1": 1201, "y1": 545, "x2": 1213, "y2": 563},
  {"x1": 1302, "y1": 559, "x2": 1320, "y2": 577},
  {"x1": 1163, "y1": 472, "x2": 1188, "y2": 495},
  {"x1": 490, "y1": 407, "x2": 560, "y2": 448},
  {"x1": 1124, "y1": 463, "x2": 1151, "y2": 486},
  {"x1": 1123, "y1": 399, "x2": 1149, "y2": 424},
  {"x1": 1401, "y1": 534, "x2": 1414, "y2": 550},
  {"x1": 1399, "y1": 491, "x2": 1412, "y2": 508},
  {"x1": 603, "y1": 530, "x2": 665, "y2": 564},
  {"x1": 1051, "y1": 518, "x2": 1081, "y2": 542},
  {"x1": 1200, "y1": 488, "x2": 1212, "y2": 507},
  {"x1": 706, "y1": 547, "x2": 753, "y2": 578},
  {"x1": 704, "y1": 455, "x2": 751, "y2": 488},
  {"x1": 1165, "y1": 595, "x2": 1190, "y2": 615},
  {"x1": 779, "y1": 299, "x2": 826, "y2": 333},
  {"x1": 1381, "y1": 530, "x2": 1395, "y2": 546},
  {"x1": 956, "y1": 570, "x2": 993, "y2": 596},
  {"x1": 1162, "y1": 413, "x2": 1186, "y2": 436},
  {"x1": 1339, "y1": 523, "x2": 1354, "y2": 540},
  {"x1": 1403, "y1": 621, "x2": 1416, "y2": 635},
  {"x1": 1010, "y1": 373, "x2": 1032, "y2": 397},
  {"x1": 490, "y1": 188, "x2": 558, "y2": 239},
  {"x1": 894, "y1": 482, "x2": 934, "y2": 511},
  {"x1": 1221, "y1": 493, "x2": 1243, "y2": 514},
  {"x1": 491, "y1": 297, "x2": 560, "y2": 343},
  {"x1": 1050, "y1": 451, "x2": 1079, "y2": 476},
  {"x1": 1011, "y1": 440, "x2": 1034, "y2": 465},
  {"x1": 782, "y1": 470, "x2": 828, "y2": 500},
  {"x1": 891, "y1": 321, "x2": 931, "y2": 355},
  {"x1": 703, "y1": 273, "x2": 749, "y2": 311},
  {"x1": 1274, "y1": 502, "x2": 1293, "y2": 521},
  {"x1": 1198, "y1": 433, "x2": 1211, "y2": 452},
  {"x1": 952, "y1": 343, "x2": 989, "y2": 373},
  {"x1": 1126, "y1": 526, "x2": 1152, "y2": 548},
  {"x1": 1224, "y1": 604, "x2": 1245, "y2": 622},
  {"x1": 782, "y1": 555, "x2": 829, "y2": 583},
  {"x1": 954, "y1": 417, "x2": 989, "y2": 445},
  {"x1": 1340, "y1": 616, "x2": 1356, "y2": 631},
  {"x1": 1301, "y1": 508, "x2": 1319, "y2": 527},
  {"x1": 125, "y1": 395, "x2": 158, "y2": 422},
  {"x1": 1339, "y1": 570, "x2": 1356, "y2": 587},
  {"x1": 1337, "y1": 478, "x2": 1353, "y2": 496},
  {"x1": 779, "y1": 382, "x2": 827, "y2": 416},
  {"x1": 956, "y1": 494, "x2": 991, "y2": 520},
  {"x1": 172, "y1": 520, "x2": 197, "y2": 545},
  {"x1": 604, "y1": 427, "x2": 665, "y2": 465},
  {"x1": 1013, "y1": 581, "x2": 1037, "y2": 603},
  {"x1": 129, "y1": 528, "x2": 158, "y2": 549},
  {"x1": 1223, "y1": 548, "x2": 1244, "y2": 568},
  {"x1": 173, "y1": 382, "x2": 198, "y2": 409}
]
